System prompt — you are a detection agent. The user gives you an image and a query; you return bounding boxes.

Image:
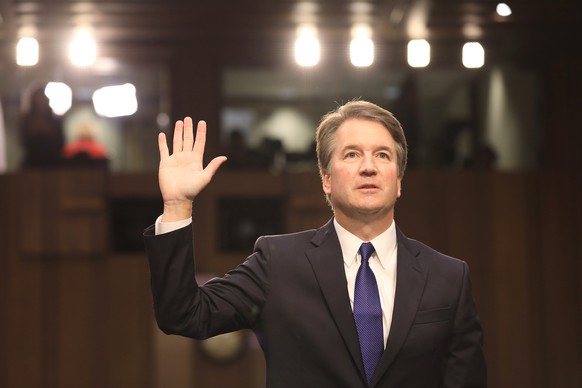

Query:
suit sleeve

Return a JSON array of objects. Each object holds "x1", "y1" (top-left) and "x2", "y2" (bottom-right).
[
  {"x1": 442, "y1": 261, "x2": 487, "y2": 387},
  {"x1": 143, "y1": 223, "x2": 269, "y2": 339}
]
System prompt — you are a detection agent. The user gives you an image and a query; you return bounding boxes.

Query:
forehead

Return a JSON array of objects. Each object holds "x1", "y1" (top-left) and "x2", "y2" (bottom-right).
[{"x1": 334, "y1": 118, "x2": 395, "y2": 148}]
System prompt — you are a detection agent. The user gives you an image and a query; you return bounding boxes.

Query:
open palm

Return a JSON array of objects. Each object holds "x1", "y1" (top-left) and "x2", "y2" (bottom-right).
[{"x1": 158, "y1": 118, "x2": 226, "y2": 206}]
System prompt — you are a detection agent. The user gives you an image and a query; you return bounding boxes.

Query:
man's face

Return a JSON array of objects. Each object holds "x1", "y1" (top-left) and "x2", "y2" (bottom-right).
[{"x1": 322, "y1": 118, "x2": 402, "y2": 223}]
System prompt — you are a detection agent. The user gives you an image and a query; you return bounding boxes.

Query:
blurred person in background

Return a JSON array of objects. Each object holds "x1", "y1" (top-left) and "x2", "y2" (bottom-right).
[
  {"x1": 19, "y1": 86, "x2": 64, "y2": 168},
  {"x1": 63, "y1": 122, "x2": 109, "y2": 168}
]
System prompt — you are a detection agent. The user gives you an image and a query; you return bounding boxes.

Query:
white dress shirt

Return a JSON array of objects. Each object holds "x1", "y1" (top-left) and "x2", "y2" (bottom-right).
[
  {"x1": 333, "y1": 218, "x2": 398, "y2": 348},
  {"x1": 155, "y1": 215, "x2": 192, "y2": 235},
  {"x1": 155, "y1": 215, "x2": 398, "y2": 347}
]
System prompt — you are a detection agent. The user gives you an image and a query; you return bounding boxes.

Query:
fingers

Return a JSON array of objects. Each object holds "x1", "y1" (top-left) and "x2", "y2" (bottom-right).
[
  {"x1": 158, "y1": 132, "x2": 169, "y2": 159},
  {"x1": 206, "y1": 156, "x2": 228, "y2": 176},
  {"x1": 168, "y1": 119, "x2": 221, "y2": 171},
  {"x1": 192, "y1": 120, "x2": 207, "y2": 163},
  {"x1": 182, "y1": 117, "x2": 194, "y2": 151},
  {"x1": 172, "y1": 119, "x2": 184, "y2": 153}
]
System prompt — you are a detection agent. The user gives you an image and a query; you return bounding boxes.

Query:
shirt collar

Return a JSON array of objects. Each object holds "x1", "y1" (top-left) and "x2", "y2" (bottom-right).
[{"x1": 333, "y1": 218, "x2": 398, "y2": 270}]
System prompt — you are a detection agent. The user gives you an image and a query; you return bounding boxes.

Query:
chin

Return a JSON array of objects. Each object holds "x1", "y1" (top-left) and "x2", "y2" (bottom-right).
[
  {"x1": 354, "y1": 205, "x2": 385, "y2": 216},
  {"x1": 356, "y1": 202, "x2": 394, "y2": 216}
]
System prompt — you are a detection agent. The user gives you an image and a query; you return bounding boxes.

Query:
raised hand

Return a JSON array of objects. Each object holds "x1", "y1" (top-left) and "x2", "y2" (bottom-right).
[{"x1": 158, "y1": 117, "x2": 227, "y2": 222}]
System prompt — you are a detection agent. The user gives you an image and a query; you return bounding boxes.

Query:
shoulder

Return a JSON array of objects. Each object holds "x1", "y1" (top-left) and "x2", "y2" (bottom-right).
[
  {"x1": 253, "y1": 219, "x2": 335, "y2": 254},
  {"x1": 254, "y1": 228, "x2": 318, "y2": 250},
  {"x1": 398, "y1": 228, "x2": 468, "y2": 273}
]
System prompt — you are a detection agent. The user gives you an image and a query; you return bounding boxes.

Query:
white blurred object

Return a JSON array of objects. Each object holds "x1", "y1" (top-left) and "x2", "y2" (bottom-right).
[
  {"x1": 92, "y1": 83, "x2": 138, "y2": 118},
  {"x1": 295, "y1": 25, "x2": 320, "y2": 67},
  {"x1": 496, "y1": 3, "x2": 512, "y2": 17},
  {"x1": 70, "y1": 29, "x2": 97, "y2": 67},
  {"x1": 44, "y1": 82, "x2": 73, "y2": 116},
  {"x1": 462, "y1": 42, "x2": 485, "y2": 68},
  {"x1": 16, "y1": 37, "x2": 39, "y2": 66},
  {"x1": 350, "y1": 24, "x2": 374, "y2": 67},
  {"x1": 407, "y1": 39, "x2": 431, "y2": 68}
]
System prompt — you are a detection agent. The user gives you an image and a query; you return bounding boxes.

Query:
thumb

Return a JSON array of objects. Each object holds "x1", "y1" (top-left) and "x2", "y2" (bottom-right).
[{"x1": 205, "y1": 156, "x2": 228, "y2": 177}]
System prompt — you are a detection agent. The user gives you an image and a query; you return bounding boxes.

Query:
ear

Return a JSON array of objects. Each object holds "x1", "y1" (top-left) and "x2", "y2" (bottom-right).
[
  {"x1": 397, "y1": 177, "x2": 402, "y2": 198},
  {"x1": 322, "y1": 171, "x2": 331, "y2": 196}
]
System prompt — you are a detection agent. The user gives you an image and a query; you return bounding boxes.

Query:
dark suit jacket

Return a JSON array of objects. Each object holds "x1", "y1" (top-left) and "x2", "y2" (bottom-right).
[{"x1": 143, "y1": 219, "x2": 486, "y2": 387}]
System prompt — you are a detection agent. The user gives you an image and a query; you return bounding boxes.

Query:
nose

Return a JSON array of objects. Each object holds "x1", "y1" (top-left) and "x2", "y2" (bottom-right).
[{"x1": 359, "y1": 154, "x2": 377, "y2": 175}]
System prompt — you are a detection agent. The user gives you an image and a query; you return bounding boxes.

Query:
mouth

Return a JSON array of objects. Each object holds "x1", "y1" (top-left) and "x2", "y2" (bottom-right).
[{"x1": 358, "y1": 183, "x2": 379, "y2": 190}]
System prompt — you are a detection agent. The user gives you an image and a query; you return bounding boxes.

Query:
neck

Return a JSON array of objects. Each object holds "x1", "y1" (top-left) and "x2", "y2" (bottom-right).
[{"x1": 334, "y1": 212, "x2": 394, "y2": 241}]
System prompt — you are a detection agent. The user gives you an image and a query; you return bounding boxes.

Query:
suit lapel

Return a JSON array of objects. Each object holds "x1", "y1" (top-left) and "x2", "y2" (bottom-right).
[
  {"x1": 372, "y1": 227, "x2": 428, "y2": 385},
  {"x1": 306, "y1": 220, "x2": 366, "y2": 381}
]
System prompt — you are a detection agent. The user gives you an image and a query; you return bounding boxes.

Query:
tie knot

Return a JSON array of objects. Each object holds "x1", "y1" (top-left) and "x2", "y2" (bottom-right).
[{"x1": 359, "y1": 242, "x2": 375, "y2": 263}]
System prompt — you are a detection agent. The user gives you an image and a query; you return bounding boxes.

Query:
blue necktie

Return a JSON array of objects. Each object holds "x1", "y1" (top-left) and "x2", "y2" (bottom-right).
[{"x1": 354, "y1": 242, "x2": 383, "y2": 384}]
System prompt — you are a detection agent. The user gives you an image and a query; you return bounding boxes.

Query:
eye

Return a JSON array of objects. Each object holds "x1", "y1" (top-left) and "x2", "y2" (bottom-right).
[
  {"x1": 377, "y1": 152, "x2": 390, "y2": 160},
  {"x1": 345, "y1": 151, "x2": 358, "y2": 159}
]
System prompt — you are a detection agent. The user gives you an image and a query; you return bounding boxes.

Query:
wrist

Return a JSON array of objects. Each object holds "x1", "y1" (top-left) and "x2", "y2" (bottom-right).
[{"x1": 162, "y1": 200, "x2": 193, "y2": 222}]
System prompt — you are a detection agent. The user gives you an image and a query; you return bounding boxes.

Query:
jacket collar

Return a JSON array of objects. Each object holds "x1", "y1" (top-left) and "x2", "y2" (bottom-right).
[
  {"x1": 372, "y1": 226, "x2": 428, "y2": 386},
  {"x1": 307, "y1": 220, "x2": 428, "y2": 386},
  {"x1": 306, "y1": 219, "x2": 367, "y2": 383}
]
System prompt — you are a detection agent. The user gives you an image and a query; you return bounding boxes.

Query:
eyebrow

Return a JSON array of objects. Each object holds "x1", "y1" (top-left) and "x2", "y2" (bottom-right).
[{"x1": 340, "y1": 144, "x2": 394, "y2": 153}]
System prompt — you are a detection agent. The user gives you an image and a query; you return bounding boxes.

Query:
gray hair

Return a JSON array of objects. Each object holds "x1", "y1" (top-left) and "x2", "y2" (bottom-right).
[{"x1": 315, "y1": 100, "x2": 408, "y2": 179}]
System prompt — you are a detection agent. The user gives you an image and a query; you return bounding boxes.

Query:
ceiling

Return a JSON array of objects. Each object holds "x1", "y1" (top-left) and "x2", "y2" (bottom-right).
[
  {"x1": 0, "y1": 0, "x2": 579, "y2": 172},
  {"x1": 1, "y1": 0, "x2": 580, "y2": 68}
]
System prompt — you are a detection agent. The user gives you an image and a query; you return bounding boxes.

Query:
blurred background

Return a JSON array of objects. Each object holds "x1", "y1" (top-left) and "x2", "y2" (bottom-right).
[{"x1": 0, "y1": 0, "x2": 580, "y2": 387}]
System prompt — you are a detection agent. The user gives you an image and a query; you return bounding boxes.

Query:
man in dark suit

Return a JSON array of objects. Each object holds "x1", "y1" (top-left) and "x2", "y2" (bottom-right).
[{"x1": 144, "y1": 100, "x2": 487, "y2": 387}]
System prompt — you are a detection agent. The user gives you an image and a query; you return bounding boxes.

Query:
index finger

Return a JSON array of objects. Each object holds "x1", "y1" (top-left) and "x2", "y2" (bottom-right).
[{"x1": 158, "y1": 132, "x2": 169, "y2": 159}]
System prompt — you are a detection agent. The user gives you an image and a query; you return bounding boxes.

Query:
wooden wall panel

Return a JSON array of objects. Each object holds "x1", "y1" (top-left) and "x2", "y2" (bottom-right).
[
  {"x1": 0, "y1": 172, "x2": 154, "y2": 388},
  {"x1": 442, "y1": 172, "x2": 498, "y2": 384},
  {"x1": 396, "y1": 170, "x2": 448, "y2": 249},
  {"x1": 1, "y1": 170, "x2": 580, "y2": 388},
  {"x1": 489, "y1": 173, "x2": 537, "y2": 387},
  {"x1": 101, "y1": 255, "x2": 153, "y2": 388},
  {"x1": 537, "y1": 173, "x2": 582, "y2": 388},
  {"x1": 153, "y1": 325, "x2": 196, "y2": 388},
  {"x1": 286, "y1": 171, "x2": 332, "y2": 233},
  {"x1": 197, "y1": 171, "x2": 286, "y2": 275},
  {"x1": 3, "y1": 174, "x2": 44, "y2": 388},
  {"x1": 14, "y1": 172, "x2": 45, "y2": 257},
  {"x1": 55, "y1": 261, "x2": 98, "y2": 388}
]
